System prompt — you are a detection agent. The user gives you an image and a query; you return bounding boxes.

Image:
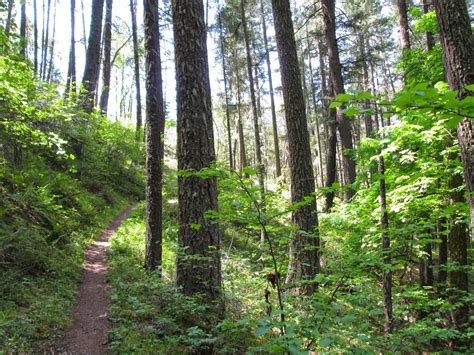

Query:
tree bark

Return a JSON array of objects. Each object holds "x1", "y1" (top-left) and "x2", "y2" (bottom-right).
[
  {"x1": 379, "y1": 156, "x2": 393, "y2": 335},
  {"x1": 433, "y1": 0, "x2": 473, "y2": 333},
  {"x1": 80, "y1": 0, "x2": 104, "y2": 113},
  {"x1": 260, "y1": 0, "x2": 281, "y2": 177},
  {"x1": 173, "y1": 0, "x2": 222, "y2": 301},
  {"x1": 322, "y1": 0, "x2": 356, "y2": 200},
  {"x1": 144, "y1": 0, "x2": 164, "y2": 272},
  {"x1": 433, "y1": 0, "x2": 474, "y2": 229},
  {"x1": 130, "y1": 0, "x2": 143, "y2": 138},
  {"x1": 271, "y1": 0, "x2": 319, "y2": 294},
  {"x1": 397, "y1": 0, "x2": 411, "y2": 51},
  {"x1": 99, "y1": 0, "x2": 113, "y2": 113}
]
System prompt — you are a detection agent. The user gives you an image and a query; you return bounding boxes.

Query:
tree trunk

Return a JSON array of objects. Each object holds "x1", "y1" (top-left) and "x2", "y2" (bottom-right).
[
  {"x1": 433, "y1": 0, "x2": 473, "y2": 333},
  {"x1": 144, "y1": 0, "x2": 164, "y2": 272},
  {"x1": 130, "y1": 0, "x2": 143, "y2": 138},
  {"x1": 65, "y1": 0, "x2": 77, "y2": 96},
  {"x1": 218, "y1": 12, "x2": 233, "y2": 170},
  {"x1": 99, "y1": 0, "x2": 113, "y2": 114},
  {"x1": 397, "y1": 0, "x2": 411, "y2": 51},
  {"x1": 271, "y1": 0, "x2": 319, "y2": 294},
  {"x1": 447, "y1": 170, "x2": 469, "y2": 329},
  {"x1": 322, "y1": 0, "x2": 356, "y2": 200},
  {"x1": 260, "y1": 0, "x2": 281, "y2": 178},
  {"x1": 318, "y1": 39, "x2": 337, "y2": 212},
  {"x1": 379, "y1": 156, "x2": 393, "y2": 335},
  {"x1": 173, "y1": 0, "x2": 222, "y2": 301},
  {"x1": 241, "y1": 0, "x2": 265, "y2": 193},
  {"x1": 80, "y1": 0, "x2": 104, "y2": 113},
  {"x1": 20, "y1": 2, "x2": 27, "y2": 57},
  {"x1": 433, "y1": 0, "x2": 474, "y2": 230}
]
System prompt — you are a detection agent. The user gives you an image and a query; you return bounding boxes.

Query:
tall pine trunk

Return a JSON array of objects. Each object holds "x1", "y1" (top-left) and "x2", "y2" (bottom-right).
[
  {"x1": 173, "y1": 0, "x2": 222, "y2": 301},
  {"x1": 144, "y1": 0, "x2": 164, "y2": 272},
  {"x1": 80, "y1": 0, "x2": 104, "y2": 113},
  {"x1": 271, "y1": 0, "x2": 319, "y2": 294},
  {"x1": 397, "y1": 0, "x2": 410, "y2": 51},
  {"x1": 322, "y1": 0, "x2": 356, "y2": 201},
  {"x1": 319, "y1": 40, "x2": 338, "y2": 212},
  {"x1": 433, "y1": 0, "x2": 472, "y2": 333}
]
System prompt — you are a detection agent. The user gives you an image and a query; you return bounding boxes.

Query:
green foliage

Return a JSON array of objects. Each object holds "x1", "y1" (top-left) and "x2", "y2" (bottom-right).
[{"x1": 108, "y1": 203, "x2": 258, "y2": 354}]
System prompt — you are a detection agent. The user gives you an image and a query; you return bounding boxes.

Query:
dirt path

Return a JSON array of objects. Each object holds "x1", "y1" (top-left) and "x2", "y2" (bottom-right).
[{"x1": 56, "y1": 205, "x2": 134, "y2": 354}]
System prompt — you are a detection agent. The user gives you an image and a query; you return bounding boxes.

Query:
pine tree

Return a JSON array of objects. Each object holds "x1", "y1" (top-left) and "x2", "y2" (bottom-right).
[
  {"x1": 143, "y1": 0, "x2": 165, "y2": 272},
  {"x1": 173, "y1": 0, "x2": 222, "y2": 301},
  {"x1": 271, "y1": 0, "x2": 319, "y2": 294}
]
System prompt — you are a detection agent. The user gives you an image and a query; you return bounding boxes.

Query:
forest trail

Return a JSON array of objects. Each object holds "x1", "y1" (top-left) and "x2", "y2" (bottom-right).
[{"x1": 56, "y1": 205, "x2": 134, "y2": 354}]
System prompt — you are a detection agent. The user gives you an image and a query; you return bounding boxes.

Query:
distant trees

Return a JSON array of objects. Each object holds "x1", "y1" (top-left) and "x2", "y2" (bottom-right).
[{"x1": 173, "y1": 0, "x2": 222, "y2": 300}]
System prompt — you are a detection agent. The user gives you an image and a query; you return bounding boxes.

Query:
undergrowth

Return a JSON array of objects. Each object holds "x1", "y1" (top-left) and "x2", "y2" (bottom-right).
[{"x1": 0, "y1": 30, "x2": 145, "y2": 352}]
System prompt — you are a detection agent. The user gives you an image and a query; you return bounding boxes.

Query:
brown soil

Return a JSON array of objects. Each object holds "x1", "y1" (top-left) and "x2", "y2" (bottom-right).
[{"x1": 56, "y1": 205, "x2": 134, "y2": 355}]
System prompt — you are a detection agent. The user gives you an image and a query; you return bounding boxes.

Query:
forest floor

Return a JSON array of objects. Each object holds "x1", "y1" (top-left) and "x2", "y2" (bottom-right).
[{"x1": 55, "y1": 205, "x2": 135, "y2": 354}]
